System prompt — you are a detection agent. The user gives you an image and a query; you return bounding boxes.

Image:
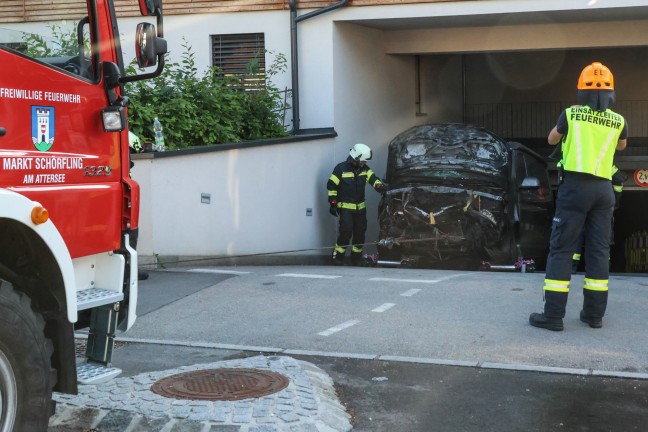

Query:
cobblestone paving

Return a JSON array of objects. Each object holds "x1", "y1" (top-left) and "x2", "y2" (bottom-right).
[{"x1": 49, "y1": 355, "x2": 352, "y2": 432}]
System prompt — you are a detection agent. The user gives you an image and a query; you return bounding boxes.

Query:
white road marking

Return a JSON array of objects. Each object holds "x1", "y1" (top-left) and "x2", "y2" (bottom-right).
[
  {"x1": 277, "y1": 273, "x2": 341, "y2": 279},
  {"x1": 435, "y1": 273, "x2": 470, "y2": 282},
  {"x1": 401, "y1": 289, "x2": 421, "y2": 297},
  {"x1": 318, "y1": 319, "x2": 360, "y2": 336},
  {"x1": 372, "y1": 303, "x2": 396, "y2": 313},
  {"x1": 369, "y1": 273, "x2": 469, "y2": 284},
  {"x1": 187, "y1": 268, "x2": 251, "y2": 275},
  {"x1": 369, "y1": 277, "x2": 441, "y2": 284}
]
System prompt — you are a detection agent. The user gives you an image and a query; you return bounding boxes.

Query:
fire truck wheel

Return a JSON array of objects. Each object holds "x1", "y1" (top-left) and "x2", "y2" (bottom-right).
[{"x1": 0, "y1": 283, "x2": 56, "y2": 432}]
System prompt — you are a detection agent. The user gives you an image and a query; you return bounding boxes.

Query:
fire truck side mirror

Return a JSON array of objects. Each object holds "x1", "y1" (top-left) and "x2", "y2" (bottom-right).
[
  {"x1": 135, "y1": 23, "x2": 166, "y2": 68},
  {"x1": 138, "y1": 0, "x2": 162, "y2": 16},
  {"x1": 103, "y1": 62, "x2": 121, "y2": 90}
]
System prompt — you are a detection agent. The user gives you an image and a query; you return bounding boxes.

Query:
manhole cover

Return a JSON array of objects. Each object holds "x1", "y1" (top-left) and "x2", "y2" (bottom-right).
[{"x1": 150, "y1": 368, "x2": 290, "y2": 401}]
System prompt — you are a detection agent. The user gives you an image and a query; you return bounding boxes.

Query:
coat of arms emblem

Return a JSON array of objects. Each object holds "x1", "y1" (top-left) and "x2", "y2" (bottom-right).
[{"x1": 32, "y1": 106, "x2": 55, "y2": 152}]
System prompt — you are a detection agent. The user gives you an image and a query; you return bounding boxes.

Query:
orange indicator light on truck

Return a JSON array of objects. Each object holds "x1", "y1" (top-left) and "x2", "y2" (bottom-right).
[{"x1": 31, "y1": 206, "x2": 49, "y2": 225}]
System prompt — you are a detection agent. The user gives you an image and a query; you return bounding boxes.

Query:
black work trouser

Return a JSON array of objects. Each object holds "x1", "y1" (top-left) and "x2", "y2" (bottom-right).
[
  {"x1": 573, "y1": 187, "x2": 621, "y2": 264},
  {"x1": 544, "y1": 172, "x2": 614, "y2": 319},
  {"x1": 334, "y1": 208, "x2": 367, "y2": 262}
]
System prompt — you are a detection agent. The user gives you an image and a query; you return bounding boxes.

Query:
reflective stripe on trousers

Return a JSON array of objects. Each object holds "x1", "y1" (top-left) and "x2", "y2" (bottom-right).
[{"x1": 337, "y1": 201, "x2": 366, "y2": 210}]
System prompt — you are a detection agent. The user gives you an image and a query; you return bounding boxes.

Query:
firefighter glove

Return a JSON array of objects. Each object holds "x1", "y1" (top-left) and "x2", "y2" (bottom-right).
[
  {"x1": 376, "y1": 182, "x2": 387, "y2": 195},
  {"x1": 329, "y1": 201, "x2": 338, "y2": 216}
]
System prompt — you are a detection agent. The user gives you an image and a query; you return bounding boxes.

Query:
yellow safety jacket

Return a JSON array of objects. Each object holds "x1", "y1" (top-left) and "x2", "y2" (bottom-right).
[{"x1": 561, "y1": 106, "x2": 624, "y2": 180}]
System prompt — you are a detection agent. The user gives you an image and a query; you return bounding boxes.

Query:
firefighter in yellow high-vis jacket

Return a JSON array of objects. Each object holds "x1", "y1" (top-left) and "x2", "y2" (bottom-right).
[{"x1": 530, "y1": 62, "x2": 627, "y2": 331}]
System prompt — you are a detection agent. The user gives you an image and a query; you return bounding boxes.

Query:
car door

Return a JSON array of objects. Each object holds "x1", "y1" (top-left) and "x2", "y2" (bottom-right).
[{"x1": 511, "y1": 147, "x2": 554, "y2": 264}]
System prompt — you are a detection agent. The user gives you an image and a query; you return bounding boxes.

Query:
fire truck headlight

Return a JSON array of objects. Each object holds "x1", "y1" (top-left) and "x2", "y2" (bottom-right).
[{"x1": 102, "y1": 107, "x2": 126, "y2": 132}]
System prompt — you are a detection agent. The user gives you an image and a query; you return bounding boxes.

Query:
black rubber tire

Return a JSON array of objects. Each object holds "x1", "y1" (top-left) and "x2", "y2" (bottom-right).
[
  {"x1": 377, "y1": 244, "x2": 403, "y2": 263},
  {"x1": 0, "y1": 283, "x2": 55, "y2": 432}
]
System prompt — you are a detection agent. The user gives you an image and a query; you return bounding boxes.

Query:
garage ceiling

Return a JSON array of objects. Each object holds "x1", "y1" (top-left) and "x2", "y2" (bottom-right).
[{"x1": 346, "y1": 5, "x2": 648, "y2": 31}]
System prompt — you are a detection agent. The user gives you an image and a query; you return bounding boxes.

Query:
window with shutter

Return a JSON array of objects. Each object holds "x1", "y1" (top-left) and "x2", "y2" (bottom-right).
[{"x1": 211, "y1": 33, "x2": 266, "y2": 91}]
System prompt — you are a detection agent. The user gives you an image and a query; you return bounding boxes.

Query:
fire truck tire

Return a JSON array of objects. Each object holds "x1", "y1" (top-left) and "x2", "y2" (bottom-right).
[{"x1": 0, "y1": 283, "x2": 56, "y2": 432}]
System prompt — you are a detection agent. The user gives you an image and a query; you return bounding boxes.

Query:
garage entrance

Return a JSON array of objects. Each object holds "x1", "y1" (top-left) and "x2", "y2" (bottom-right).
[
  {"x1": 611, "y1": 191, "x2": 648, "y2": 272},
  {"x1": 346, "y1": 4, "x2": 648, "y2": 272},
  {"x1": 426, "y1": 47, "x2": 648, "y2": 272}
]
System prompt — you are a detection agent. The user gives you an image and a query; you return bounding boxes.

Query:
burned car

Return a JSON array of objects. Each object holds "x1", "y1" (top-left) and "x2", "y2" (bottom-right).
[{"x1": 377, "y1": 123, "x2": 554, "y2": 270}]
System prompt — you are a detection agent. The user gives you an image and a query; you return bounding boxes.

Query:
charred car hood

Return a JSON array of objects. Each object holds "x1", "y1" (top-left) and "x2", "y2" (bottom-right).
[{"x1": 386, "y1": 123, "x2": 508, "y2": 189}]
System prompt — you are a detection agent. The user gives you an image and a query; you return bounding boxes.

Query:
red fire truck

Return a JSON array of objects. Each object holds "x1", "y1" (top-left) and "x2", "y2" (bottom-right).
[{"x1": 0, "y1": 0, "x2": 166, "y2": 429}]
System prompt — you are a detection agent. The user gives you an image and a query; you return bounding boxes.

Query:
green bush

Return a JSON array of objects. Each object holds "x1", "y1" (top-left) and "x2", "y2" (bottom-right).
[{"x1": 125, "y1": 40, "x2": 290, "y2": 149}]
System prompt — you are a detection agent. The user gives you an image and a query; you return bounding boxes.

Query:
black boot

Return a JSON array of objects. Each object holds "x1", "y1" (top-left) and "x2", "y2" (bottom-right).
[
  {"x1": 529, "y1": 312, "x2": 563, "y2": 331},
  {"x1": 580, "y1": 310, "x2": 603, "y2": 328}
]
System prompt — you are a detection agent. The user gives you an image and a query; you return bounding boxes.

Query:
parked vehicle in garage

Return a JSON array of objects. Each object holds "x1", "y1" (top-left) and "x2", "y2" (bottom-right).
[{"x1": 377, "y1": 123, "x2": 554, "y2": 270}]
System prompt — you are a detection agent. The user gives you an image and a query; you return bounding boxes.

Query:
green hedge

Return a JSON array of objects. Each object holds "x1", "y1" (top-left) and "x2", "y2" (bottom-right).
[{"x1": 125, "y1": 40, "x2": 290, "y2": 150}]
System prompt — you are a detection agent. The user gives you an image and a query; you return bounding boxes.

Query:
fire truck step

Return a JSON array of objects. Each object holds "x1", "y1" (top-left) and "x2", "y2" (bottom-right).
[
  {"x1": 76, "y1": 362, "x2": 122, "y2": 385},
  {"x1": 77, "y1": 288, "x2": 124, "y2": 311}
]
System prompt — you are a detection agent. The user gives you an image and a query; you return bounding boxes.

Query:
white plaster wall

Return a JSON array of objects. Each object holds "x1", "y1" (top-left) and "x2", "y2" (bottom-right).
[
  {"x1": 118, "y1": 10, "x2": 290, "y2": 75},
  {"x1": 384, "y1": 20, "x2": 648, "y2": 54},
  {"x1": 328, "y1": 0, "x2": 648, "y2": 23},
  {"x1": 420, "y1": 55, "x2": 464, "y2": 123},
  {"x1": 132, "y1": 139, "x2": 334, "y2": 259},
  {"x1": 296, "y1": 18, "x2": 334, "y2": 129}
]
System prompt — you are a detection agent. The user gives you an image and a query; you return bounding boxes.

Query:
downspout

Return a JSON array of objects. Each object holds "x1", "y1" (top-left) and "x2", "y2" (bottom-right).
[{"x1": 289, "y1": 0, "x2": 349, "y2": 134}]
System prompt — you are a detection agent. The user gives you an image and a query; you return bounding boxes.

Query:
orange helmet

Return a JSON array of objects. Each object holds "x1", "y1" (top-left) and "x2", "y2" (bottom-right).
[{"x1": 577, "y1": 62, "x2": 614, "y2": 90}]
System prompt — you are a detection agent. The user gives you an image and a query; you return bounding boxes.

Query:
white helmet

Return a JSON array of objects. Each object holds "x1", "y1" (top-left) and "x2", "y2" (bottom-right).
[{"x1": 349, "y1": 143, "x2": 372, "y2": 162}]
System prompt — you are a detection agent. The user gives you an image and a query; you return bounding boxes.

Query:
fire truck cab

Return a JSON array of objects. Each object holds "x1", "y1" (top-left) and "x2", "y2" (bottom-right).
[{"x1": 0, "y1": 0, "x2": 166, "y2": 429}]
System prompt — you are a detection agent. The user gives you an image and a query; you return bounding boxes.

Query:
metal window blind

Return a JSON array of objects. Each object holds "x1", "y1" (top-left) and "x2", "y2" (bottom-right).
[{"x1": 211, "y1": 33, "x2": 265, "y2": 90}]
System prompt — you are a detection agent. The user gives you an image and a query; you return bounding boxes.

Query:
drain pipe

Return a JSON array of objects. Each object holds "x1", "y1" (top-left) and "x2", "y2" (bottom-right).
[{"x1": 289, "y1": 0, "x2": 349, "y2": 134}]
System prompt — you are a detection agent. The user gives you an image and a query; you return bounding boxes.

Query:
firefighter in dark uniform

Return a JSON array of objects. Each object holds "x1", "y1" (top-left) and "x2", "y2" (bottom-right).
[
  {"x1": 572, "y1": 164, "x2": 624, "y2": 273},
  {"x1": 128, "y1": 131, "x2": 149, "y2": 281},
  {"x1": 530, "y1": 62, "x2": 627, "y2": 331},
  {"x1": 327, "y1": 143, "x2": 384, "y2": 265}
]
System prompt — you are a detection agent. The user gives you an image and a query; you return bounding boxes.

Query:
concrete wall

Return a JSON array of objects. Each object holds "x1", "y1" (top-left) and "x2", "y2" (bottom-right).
[{"x1": 132, "y1": 138, "x2": 335, "y2": 264}]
